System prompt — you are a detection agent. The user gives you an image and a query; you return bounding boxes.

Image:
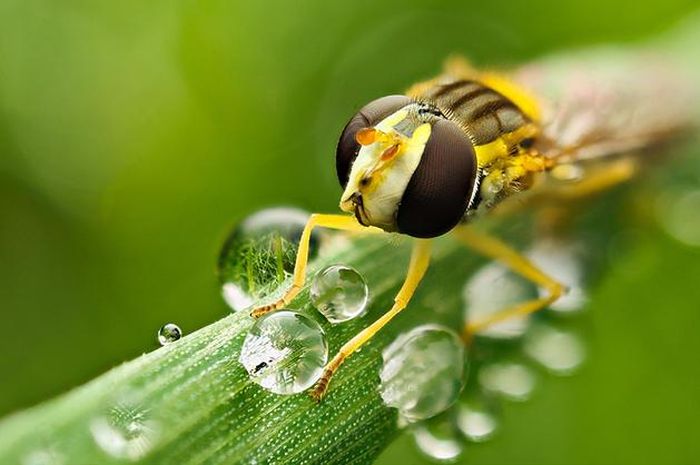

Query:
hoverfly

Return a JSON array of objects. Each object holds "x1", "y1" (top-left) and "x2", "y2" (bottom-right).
[{"x1": 251, "y1": 52, "x2": 695, "y2": 401}]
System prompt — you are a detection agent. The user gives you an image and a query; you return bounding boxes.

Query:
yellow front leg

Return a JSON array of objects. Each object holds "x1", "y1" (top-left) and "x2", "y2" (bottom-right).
[
  {"x1": 452, "y1": 227, "x2": 565, "y2": 340},
  {"x1": 250, "y1": 214, "x2": 382, "y2": 318},
  {"x1": 310, "y1": 239, "x2": 432, "y2": 401}
]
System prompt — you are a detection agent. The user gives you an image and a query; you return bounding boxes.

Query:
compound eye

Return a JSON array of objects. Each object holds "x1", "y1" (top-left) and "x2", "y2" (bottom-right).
[
  {"x1": 396, "y1": 119, "x2": 478, "y2": 238},
  {"x1": 336, "y1": 95, "x2": 412, "y2": 188}
]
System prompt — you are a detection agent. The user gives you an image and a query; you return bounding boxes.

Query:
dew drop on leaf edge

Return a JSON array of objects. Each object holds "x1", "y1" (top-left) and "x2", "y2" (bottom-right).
[
  {"x1": 217, "y1": 207, "x2": 321, "y2": 312},
  {"x1": 157, "y1": 323, "x2": 182, "y2": 346},
  {"x1": 379, "y1": 325, "x2": 465, "y2": 423}
]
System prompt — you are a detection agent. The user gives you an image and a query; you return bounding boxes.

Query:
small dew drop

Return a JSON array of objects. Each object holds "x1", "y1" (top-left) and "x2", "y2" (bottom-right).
[
  {"x1": 412, "y1": 420, "x2": 463, "y2": 463},
  {"x1": 157, "y1": 323, "x2": 182, "y2": 346},
  {"x1": 457, "y1": 402, "x2": 498, "y2": 443},
  {"x1": 524, "y1": 325, "x2": 585, "y2": 375},
  {"x1": 217, "y1": 207, "x2": 321, "y2": 311},
  {"x1": 527, "y1": 238, "x2": 587, "y2": 313},
  {"x1": 90, "y1": 400, "x2": 158, "y2": 461},
  {"x1": 310, "y1": 264, "x2": 369, "y2": 324},
  {"x1": 464, "y1": 263, "x2": 534, "y2": 339},
  {"x1": 239, "y1": 310, "x2": 328, "y2": 395},
  {"x1": 379, "y1": 325, "x2": 465, "y2": 423},
  {"x1": 478, "y1": 363, "x2": 536, "y2": 402}
]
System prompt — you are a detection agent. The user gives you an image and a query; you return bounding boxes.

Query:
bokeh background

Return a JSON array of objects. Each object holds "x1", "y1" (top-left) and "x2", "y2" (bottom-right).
[{"x1": 1, "y1": 1, "x2": 700, "y2": 464}]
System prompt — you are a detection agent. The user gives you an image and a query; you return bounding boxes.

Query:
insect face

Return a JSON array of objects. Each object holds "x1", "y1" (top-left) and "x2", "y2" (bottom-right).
[{"x1": 336, "y1": 96, "x2": 479, "y2": 237}]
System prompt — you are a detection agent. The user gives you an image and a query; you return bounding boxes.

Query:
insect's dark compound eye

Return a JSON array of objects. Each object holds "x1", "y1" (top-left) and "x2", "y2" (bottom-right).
[
  {"x1": 397, "y1": 119, "x2": 478, "y2": 238},
  {"x1": 336, "y1": 95, "x2": 412, "y2": 188}
]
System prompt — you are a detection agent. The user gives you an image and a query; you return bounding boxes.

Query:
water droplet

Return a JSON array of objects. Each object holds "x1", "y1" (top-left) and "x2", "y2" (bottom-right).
[
  {"x1": 310, "y1": 264, "x2": 369, "y2": 323},
  {"x1": 221, "y1": 282, "x2": 254, "y2": 312},
  {"x1": 22, "y1": 448, "x2": 64, "y2": 465},
  {"x1": 218, "y1": 207, "x2": 321, "y2": 311},
  {"x1": 464, "y1": 263, "x2": 534, "y2": 339},
  {"x1": 656, "y1": 188, "x2": 700, "y2": 247},
  {"x1": 90, "y1": 399, "x2": 158, "y2": 460},
  {"x1": 524, "y1": 325, "x2": 585, "y2": 375},
  {"x1": 478, "y1": 363, "x2": 536, "y2": 401},
  {"x1": 412, "y1": 419, "x2": 463, "y2": 462},
  {"x1": 157, "y1": 323, "x2": 182, "y2": 345},
  {"x1": 379, "y1": 325, "x2": 465, "y2": 422},
  {"x1": 457, "y1": 401, "x2": 498, "y2": 443},
  {"x1": 527, "y1": 238, "x2": 587, "y2": 313},
  {"x1": 239, "y1": 310, "x2": 328, "y2": 395}
]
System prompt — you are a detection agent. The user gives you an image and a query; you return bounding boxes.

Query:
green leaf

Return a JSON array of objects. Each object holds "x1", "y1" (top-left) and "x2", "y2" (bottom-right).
[{"x1": 0, "y1": 233, "x2": 483, "y2": 465}]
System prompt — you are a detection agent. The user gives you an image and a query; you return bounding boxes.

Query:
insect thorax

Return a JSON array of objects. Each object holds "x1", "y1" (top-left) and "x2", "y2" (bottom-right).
[
  {"x1": 418, "y1": 79, "x2": 531, "y2": 146},
  {"x1": 410, "y1": 77, "x2": 546, "y2": 214}
]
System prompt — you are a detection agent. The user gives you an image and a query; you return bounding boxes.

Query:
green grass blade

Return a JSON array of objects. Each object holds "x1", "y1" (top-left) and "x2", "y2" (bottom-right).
[{"x1": 0, "y1": 234, "x2": 480, "y2": 465}]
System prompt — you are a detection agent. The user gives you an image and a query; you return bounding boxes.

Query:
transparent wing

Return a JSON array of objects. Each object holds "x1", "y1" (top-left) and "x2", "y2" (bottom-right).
[{"x1": 513, "y1": 42, "x2": 699, "y2": 162}]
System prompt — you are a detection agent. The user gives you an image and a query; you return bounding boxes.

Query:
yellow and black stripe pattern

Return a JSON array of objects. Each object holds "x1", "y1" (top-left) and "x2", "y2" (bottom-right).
[
  {"x1": 407, "y1": 67, "x2": 543, "y2": 173},
  {"x1": 407, "y1": 66, "x2": 547, "y2": 210},
  {"x1": 419, "y1": 78, "x2": 531, "y2": 147}
]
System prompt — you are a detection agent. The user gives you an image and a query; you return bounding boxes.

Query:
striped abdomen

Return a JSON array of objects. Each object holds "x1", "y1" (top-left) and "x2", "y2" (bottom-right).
[{"x1": 418, "y1": 79, "x2": 531, "y2": 147}]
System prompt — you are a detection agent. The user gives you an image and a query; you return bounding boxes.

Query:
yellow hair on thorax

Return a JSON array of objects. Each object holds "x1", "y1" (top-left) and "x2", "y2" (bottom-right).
[{"x1": 478, "y1": 72, "x2": 541, "y2": 122}]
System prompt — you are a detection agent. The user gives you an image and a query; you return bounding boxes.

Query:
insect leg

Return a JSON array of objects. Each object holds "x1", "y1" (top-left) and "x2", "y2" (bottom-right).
[
  {"x1": 452, "y1": 226, "x2": 565, "y2": 340},
  {"x1": 492, "y1": 157, "x2": 637, "y2": 219},
  {"x1": 542, "y1": 157, "x2": 637, "y2": 201},
  {"x1": 250, "y1": 214, "x2": 382, "y2": 318},
  {"x1": 310, "y1": 239, "x2": 432, "y2": 402}
]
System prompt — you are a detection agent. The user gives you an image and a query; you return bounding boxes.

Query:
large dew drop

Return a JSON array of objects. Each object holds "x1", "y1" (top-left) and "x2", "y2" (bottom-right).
[
  {"x1": 239, "y1": 310, "x2": 328, "y2": 395},
  {"x1": 310, "y1": 264, "x2": 369, "y2": 324},
  {"x1": 90, "y1": 399, "x2": 158, "y2": 461},
  {"x1": 379, "y1": 325, "x2": 465, "y2": 422},
  {"x1": 218, "y1": 207, "x2": 321, "y2": 311}
]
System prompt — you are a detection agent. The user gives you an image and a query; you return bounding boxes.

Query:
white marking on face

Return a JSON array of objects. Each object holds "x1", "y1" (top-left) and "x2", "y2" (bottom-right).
[{"x1": 340, "y1": 108, "x2": 432, "y2": 232}]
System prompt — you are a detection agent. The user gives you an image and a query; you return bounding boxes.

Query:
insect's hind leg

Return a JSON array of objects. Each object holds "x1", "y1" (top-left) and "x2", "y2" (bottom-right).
[
  {"x1": 311, "y1": 239, "x2": 432, "y2": 401},
  {"x1": 542, "y1": 157, "x2": 637, "y2": 201},
  {"x1": 250, "y1": 214, "x2": 382, "y2": 318},
  {"x1": 452, "y1": 226, "x2": 565, "y2": 341}
]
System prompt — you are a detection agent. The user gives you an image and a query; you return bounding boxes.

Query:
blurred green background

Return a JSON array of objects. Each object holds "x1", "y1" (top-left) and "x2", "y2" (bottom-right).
[{"x1": 1, "y1": 0, "x2": 700, "y2": 463}]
